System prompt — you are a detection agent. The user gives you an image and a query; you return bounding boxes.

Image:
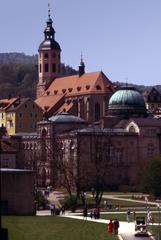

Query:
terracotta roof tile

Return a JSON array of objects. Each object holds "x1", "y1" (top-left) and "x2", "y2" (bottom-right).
[
  {"x1": 47, "y1": 71, "x2": 114, "y2": 96},
  {"x1": 35, "y1": 94, "x2": 65, "y2": 111},
  {"x1": 56, "y1": 101, "x2": 74, "y2": 114},
  {"x1": 6, "y1": 98, "x2": 30, "y2": 111},
  {"x1": 0, "y1": 98, "x2": 17, "y2": 110},
  {"x1": 36, "y1": 71, "x2": 114, "y2": 113}
]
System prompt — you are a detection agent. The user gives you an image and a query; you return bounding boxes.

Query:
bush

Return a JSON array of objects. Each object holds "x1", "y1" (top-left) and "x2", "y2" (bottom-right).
[
  {"x1": 141, "y1": 156, "x2": 161, "y2": 197},
  {"x1": 35, "y1": 191, "x2": 48, "y2": 210}
]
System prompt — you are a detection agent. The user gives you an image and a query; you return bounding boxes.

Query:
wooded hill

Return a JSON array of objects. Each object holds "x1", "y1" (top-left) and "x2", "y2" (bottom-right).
[
  {"x1": 0, "y1": 53, "x2": 78, "y2": 99},
  {"x1": 0, "y1": 53, "x2": 160, "y2": 99}
]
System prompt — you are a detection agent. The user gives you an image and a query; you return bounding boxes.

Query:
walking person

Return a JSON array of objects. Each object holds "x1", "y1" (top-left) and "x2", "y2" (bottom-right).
[
  {"x1": 147, "y1": 211, "x2": 153, "y2": 224},
  {"x1": 90, "y1": 210, "x2": 93, "y2": 219},
  {"x1": 97, "y1": 206, "x2": 100, "y2": 219},
  {"x1": 50, "y1": 204, "x2": 54, "y2": 216},
  {"x1": 126, "y1": 208, "x2": 131, "y2": 222},
  {"x1": 113, "y1": 219, "x2": 119, "y2": 234},
  {"x1": 93, "y1": 208, "x2": 97, "y2": 219},
  {"x1": 61, "y1": 205, "x2": 65, "y2": 215},
  {"x1": 83, "y1": 207, "x2": 88, "y2": 220},
  {"x1": 133, "y1": 210, "x2": 136, "y2": 221},
  {"x1": 107, "y1": 219, "x2": 113, "y2": 233}
]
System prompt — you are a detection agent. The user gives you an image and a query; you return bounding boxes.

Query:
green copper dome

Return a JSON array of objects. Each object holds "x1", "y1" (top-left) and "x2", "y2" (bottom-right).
[{"x1": 108, "y1": 86, "x2": 147, "y2": 117}]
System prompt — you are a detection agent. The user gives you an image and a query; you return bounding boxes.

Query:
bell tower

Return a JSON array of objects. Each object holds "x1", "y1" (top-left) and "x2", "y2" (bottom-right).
[{"x1": 37, "y1": 4, "x2": 61, "y2": 98}]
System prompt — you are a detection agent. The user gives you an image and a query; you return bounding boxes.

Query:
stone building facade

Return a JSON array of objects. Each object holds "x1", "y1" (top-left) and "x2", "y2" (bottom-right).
[
  {"x1": 143, "y1": 87, "x2": 161, "y2": 117},
  {"x1": 1, "y1": 169, "x2": 35, "y2": 215}
]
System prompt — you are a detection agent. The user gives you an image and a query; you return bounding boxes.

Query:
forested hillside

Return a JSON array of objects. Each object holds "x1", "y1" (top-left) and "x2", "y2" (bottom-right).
[
  {"x1": 0, "y1": 53, "x2": 78, "y2": 99},
  {"x1": 0, "y1": 53, "x2": 160, "y2": 99}
]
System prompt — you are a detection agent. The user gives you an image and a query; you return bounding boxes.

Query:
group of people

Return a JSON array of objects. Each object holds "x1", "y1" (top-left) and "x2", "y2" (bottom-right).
[
  {"x1": 83, "y1": 207, "x2": 100, "y2": 220},
  {"x1": 107, "y1": 219, "x2": 120, "y2": 234},
  {"x1": 50, "y1": 204, "x2": 65, "y2": 216}
]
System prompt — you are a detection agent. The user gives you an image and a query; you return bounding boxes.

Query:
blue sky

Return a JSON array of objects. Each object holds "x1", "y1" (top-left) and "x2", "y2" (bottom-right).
[{"x1": 0, "y1": 0, "x2": 161, "y2": 85}]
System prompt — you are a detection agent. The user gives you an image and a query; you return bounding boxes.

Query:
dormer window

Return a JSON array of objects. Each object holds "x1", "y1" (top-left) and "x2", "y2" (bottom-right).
[
  {"x1": 86, "y1": 85, "x2": 90, "y2": 90},
  {"x1": 67, "y1": 99, "x2": 71, "y2": 104},
  {"x1": 62, "y1": 89, "x2": 66, "y2": 93},
  {"x1": 77, "y1": 86, "x2": 81, "y2": 91},
  {"x1": 54, "y1": 90, "x2": 58, "y2": 94},
  {"x1": 96, "y1": 85, "x2": 101, "y2": 90},
  {"x1": 106, "y1": 85, "x2": 112, "y2": 90},
  {"x1": 46, "y1": 91, "x2": 50, "y2": 95},
  {"x1": 68, "y1": 88, "x2": 73, "y2": 92}
]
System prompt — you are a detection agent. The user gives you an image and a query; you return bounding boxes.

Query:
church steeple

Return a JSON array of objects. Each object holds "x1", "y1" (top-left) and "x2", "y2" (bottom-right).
[
  {"x1": 37, "y1": 4, "x2": 61, "y2": 99},
  {"x1": 79, "y1": 54, "x2": 85, "y2": 77},
  {"x1": 44, "y1": 4, "x2": 56, "y2": 41}
]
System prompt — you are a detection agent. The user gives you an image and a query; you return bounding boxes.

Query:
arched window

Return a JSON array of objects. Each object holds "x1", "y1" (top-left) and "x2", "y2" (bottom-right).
[
  {"x1": 95, "y1": 102, "x2": 100, "y2": 121},
  {"x1": 42, "y1": 128, "x2": 47, "y2": 137},
  {"x1": 129, "y1": 125, "x2": 136, "y2": 133}
]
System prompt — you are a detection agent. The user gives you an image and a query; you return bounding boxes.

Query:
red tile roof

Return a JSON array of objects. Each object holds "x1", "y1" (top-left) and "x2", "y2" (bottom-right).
[
  {"x1": 35, "y1": 94, "x2": 65, "y2": 112},
  {"x1": 55, "y1": 101, "x2": 74, "y2": 114},
  {"x1": 0, "y1": 98, "x2": 17, "y2": 110},
  {"x1": 36, "y1": 71, "x2": 114, "y2": 112},
  {"x1": 47, "y1": 71, "x2": 114, "y2": 96}
]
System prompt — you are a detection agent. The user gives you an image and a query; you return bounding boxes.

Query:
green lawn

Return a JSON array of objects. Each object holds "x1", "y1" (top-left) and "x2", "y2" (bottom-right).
[
  {"x1": 148, "y1": 225, "x2": 161, "y2": 239},
  {"x1": 101, "y1": 212, "x2": 161, "y2": 223},
  {"x1": 2, "y1": 216, "x2": 118, "y2": 240},
  {"x1": 101, "y1": 198, "x2": 149, "y2": 208}
]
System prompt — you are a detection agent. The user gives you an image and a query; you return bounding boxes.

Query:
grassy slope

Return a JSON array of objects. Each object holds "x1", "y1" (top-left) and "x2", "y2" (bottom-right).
[{"x1": 2, "y1": 216, "x2": 118, "y2": 240}]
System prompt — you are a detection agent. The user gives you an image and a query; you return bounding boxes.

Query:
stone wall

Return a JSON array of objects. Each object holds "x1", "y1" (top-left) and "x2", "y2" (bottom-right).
[{"x1": 1, "y1": 169, "x2": 35, "y2": 215}]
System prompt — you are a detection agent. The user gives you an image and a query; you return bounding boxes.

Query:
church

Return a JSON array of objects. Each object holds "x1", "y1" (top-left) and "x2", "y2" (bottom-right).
[
  {"x1": 35, "y1": 8, "x2": 115, "y2": 123},
  {"x1": 2, "y1": 8, "x2": 161, "y2": 190}
]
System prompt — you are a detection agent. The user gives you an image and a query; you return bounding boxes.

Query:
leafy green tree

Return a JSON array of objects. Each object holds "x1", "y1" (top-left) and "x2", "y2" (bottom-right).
[{"x1": 141, "y1": 156, "x2": 161, "y2": 197}]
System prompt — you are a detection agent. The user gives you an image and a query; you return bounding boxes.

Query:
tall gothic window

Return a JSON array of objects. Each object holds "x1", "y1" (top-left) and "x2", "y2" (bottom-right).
[
  {"x1": 95, "y1": 102, "x2": 100, "y2": 121},
  {"x1": 52, "y1": 64, "x2": 56, "y2": 73}
]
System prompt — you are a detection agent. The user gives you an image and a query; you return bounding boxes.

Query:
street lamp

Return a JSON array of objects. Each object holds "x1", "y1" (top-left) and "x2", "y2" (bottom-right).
[
  {"x1": 145, "y1": 196, "x2": 148, "y2": 221},
  {"x1": 157, "y1": 203, "x2": 161, "y2": 240}
]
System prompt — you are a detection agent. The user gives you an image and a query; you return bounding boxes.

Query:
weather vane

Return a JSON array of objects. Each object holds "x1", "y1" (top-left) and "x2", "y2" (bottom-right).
[{"x1": 48, "y1": 2, "x2": 51, "y2": 18}]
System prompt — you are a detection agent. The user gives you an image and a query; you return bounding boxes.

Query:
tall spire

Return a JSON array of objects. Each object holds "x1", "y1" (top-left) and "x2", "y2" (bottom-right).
[
  {"x1": 44, "y1": 3, "x2": 55, "y2": 40},
  {"x1": 79, "y1": 53, "x2": 85, "y2": 77}
]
